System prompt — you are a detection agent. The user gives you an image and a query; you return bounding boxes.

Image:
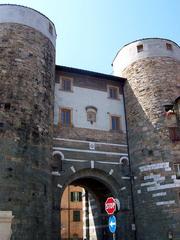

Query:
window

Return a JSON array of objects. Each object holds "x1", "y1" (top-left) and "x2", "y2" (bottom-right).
[
  {"x1": 4, "y1": 103, "x2": 11, "y2": 111},
  {"x1": 174, "y1": 97, "x2": 180, "y2": 118},
  {"x1": 137, "y1": 44, "x2": 143, "y2": 52},
  {"x1": 73, "y1": 210, "x2": 80, "y2": 222},
  {"x1": 164, "y1": 99, "x2": 180, "y2": 142},
  {"x1": 164, "y1": 104, "x2": 174, "y2": 112},
  {"x1": 174, "y1": 163, "x2": 180, "y2": 179},
  {"x1": 0, "y1": 102, "x2": 11, "y2": 111},
  {"x1": 111, "y1": 116, "x2": 121, "y2": 131},
  {"x1": 60, "y1": 108, "x2": 72, "y2": 127},
  {"x1": 168, "y1": 127, "x2": 180, "y2": 142},
  {"x1": 166, "y1": 43, "x2": 173, "y2": 51},
  {"x1": 60, "y1": 77, "x2": 73, "y2": 91},
  {"x1": 71, "y1": 192, "x2": 82, "y2": 202},
  {"x1": 108, "y1": 86, "x2": 119, "y2": 99},
  {"x1": 49, "y1": 23, "x2": 53, "y2": 35},
  {"x1": 177, "y1": 98, "x2": 180, "y2": 116}
]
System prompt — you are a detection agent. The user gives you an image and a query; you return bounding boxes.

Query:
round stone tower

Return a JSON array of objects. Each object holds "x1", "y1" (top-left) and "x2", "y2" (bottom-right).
[
  {"x1": 113, "y1": 38, "x2": 180, "y2": 240},
  {"x1": 0, "y1": 4, "x2": 56, "y2": 240}
]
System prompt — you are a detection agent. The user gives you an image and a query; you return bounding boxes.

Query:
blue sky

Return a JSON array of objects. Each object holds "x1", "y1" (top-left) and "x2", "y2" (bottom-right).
[{"x1": 0, "y1": 0, "x2": 179, "y2": 74}]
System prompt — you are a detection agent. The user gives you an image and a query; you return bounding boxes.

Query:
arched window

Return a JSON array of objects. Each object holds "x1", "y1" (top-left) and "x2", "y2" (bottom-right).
[
  {"x1": 51, "y1": 151, "x2": 64, "y2": 172},
  {"x1": 120, "y1": 156, "x2": 129, "y2": 166},
  {"x1": 85, "y1": 106, "x2": 97, "y2": 124}
]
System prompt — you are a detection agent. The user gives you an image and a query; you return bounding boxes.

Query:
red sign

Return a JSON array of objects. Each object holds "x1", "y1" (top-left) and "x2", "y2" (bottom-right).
[{"x1": 105, "y1": 197, "x2": 116, "y2": 215}]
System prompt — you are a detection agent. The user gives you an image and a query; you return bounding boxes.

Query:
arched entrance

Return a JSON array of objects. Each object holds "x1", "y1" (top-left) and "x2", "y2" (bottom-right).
[
  {"x1": 52, "y1": 169, "x2": 131, "y2": 240},
  {"x1": 60, "y1": 177, "x2": 114, "y2": 240}
]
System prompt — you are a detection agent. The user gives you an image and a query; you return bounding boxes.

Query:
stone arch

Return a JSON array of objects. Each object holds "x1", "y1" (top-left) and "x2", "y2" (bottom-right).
[
  {"x1": 52, "y1": 150, "x2": 64, "y2": 160},
  {"x1": 119, "y1": 156, "x2": 129, "y2": 166},
  {"x1": 174, "y1": 96, "x2": 180, "y2": 103},
  {"x1": 60, "y1": 168, "x2": 121, "y2": 199},
  {"x1": 52, "y1": 168, "x2": 125, "y2": 240},
  {"x1": 59, "y1": 169, "x2": 122, "y2": 240}
]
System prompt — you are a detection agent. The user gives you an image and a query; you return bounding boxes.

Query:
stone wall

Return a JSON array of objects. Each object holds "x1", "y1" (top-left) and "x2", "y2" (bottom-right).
[
  {"x1": 122, "y1": 56, "x2": 180, "y2": 240},
  {"x1": 0, "y1": 22, "x2": 55, "y2": 239}
]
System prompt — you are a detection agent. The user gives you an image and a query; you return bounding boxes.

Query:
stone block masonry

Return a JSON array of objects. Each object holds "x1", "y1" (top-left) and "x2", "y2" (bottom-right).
[
  {"x1": 0, "y1": 5, "x2": 56, "y2": 240},
  {"x1": 113, "y1": 38, "x2": 180, "y2": 240},
  {"x1": 1, "y1": 6, "x2": 180, "y2": 240},
  {"x1": 123, "y1": 57, "x2": 180, "y2": 240}
]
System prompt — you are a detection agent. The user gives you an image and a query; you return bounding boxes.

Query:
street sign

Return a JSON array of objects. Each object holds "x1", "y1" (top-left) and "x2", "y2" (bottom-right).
[
  {"x1": 105, "y1": 197, "x2": 116, "y2": 215},
  {"x1": 108, "y1": 215, "x2": 116, "y2": 233},
  {"x1": 115, "y1": 198, "x2": 120, "y2": 211}
]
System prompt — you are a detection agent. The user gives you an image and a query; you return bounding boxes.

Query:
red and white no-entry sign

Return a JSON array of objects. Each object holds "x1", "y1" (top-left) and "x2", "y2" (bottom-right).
[{"x1": 105, "y1": 197, "x2": 116, "y2": 215}]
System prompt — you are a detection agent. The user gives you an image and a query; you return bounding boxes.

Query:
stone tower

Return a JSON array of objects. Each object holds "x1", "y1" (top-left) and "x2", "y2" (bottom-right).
[
  {"x1": 0, "y1": 4, "x2": 56, "y2": 240},
  {"x1": 113, "y1": 38, "x2": 180, "y2": 240}
]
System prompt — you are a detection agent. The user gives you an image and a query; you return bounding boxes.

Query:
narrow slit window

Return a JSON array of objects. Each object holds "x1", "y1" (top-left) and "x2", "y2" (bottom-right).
[
  {"x1": 174, "y1": 163, "x2": 180, "y2": 179},
  {"x1": 137, "y1": 44, "x2": 143, "y2": 52},
  {"x1": 166, "y1": 43, "x2": 173, "y2": 51},
  {"x1": 4, "y1": 103, "x2": 11, "y2": 111},
  {"x1": 168, "y1": 127, "x2": 180, "y2": 142},
  {"x1": 49, "y1": 23, "x2": 53, "y2": 35}
]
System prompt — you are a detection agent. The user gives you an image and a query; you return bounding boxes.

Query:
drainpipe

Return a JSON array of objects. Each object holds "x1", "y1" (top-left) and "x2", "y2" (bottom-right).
[
  {"x1": 121, "y1": 82, "x2": 137, "y2": 240},
  {"x1": 68, "y1": 185, "x2": 70, "y2": 239},
  {"x1": 85, "y1": 190, "x2": 90, "y2": 240}
]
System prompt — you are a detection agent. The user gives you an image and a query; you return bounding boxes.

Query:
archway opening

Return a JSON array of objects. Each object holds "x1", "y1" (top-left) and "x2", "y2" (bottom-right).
[{"x1": 60, "y1": 177, "x2": 116, "y2": 240}]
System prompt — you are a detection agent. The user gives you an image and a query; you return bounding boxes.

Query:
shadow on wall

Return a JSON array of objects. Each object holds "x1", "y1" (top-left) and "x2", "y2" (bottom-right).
[{"x1": 123, "y1": 60, "x2": 180, "y2": 239}]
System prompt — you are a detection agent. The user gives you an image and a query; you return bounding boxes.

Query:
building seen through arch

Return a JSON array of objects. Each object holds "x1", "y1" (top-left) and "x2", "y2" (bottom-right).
[{"x1": 60, "y1": 176, "x2": 120, "y2": 240}]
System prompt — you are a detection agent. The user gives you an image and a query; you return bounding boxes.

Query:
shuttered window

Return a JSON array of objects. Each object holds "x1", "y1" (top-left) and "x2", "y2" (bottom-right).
[
  {"x1": 111, "y1": 116, "x2": 121, "y2": 130},
  {"x1": 60, "y1": 108, "x2": 71, "y2": 127}
]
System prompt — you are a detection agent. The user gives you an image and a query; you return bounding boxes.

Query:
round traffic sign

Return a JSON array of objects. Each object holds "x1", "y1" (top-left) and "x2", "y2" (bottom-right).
[
  {"x1": 105, "y1": 197, "x2": 116, "y2": 215},
  {"x1": 108, "y1": 215, "x2": 116, "y2": 233}
]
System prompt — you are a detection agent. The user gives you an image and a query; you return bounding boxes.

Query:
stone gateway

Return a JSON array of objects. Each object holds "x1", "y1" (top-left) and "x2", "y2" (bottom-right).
[{"x1": 0, "y1": 4, "x2": 179, "y2": 240}]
